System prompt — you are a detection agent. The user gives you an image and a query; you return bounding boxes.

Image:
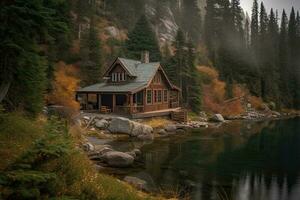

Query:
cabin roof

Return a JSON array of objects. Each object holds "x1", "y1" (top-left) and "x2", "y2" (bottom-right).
[{"x1": 77, "y1": 57, "x2": 180, "y2": 93}]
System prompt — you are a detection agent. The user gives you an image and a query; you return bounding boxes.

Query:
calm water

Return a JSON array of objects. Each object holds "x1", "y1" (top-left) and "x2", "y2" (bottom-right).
[{"x1": 125, "y1": 118, "x2": 300, "y2": 200}]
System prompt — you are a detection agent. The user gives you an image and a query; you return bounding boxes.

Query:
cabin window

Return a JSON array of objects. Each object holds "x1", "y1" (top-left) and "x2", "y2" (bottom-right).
[
  {"x1": 112, "y1": 73, "x2": 117, "y2": 82},
  {"x1": 154, "y1": 90, "x2": 157, "y2": 103},
  {"x1": 147, "y1": 90, "x2": 152, "y2": 104},
  {"x1": 157, "y1": 90, "x2": 162, "y2": 103},
  {"x1": 163, "y1": 90, "x2": 168, "y2": 102},
  {"x1": 112, "y1": 73, "x2": 126, "y2": 82},
  {"x1": 120, "y1": 73, "x2": 126, "y2": 81}
]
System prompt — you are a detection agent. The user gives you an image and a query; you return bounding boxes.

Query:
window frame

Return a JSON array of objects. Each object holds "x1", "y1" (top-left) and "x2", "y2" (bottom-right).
[
  {"x1": 163, "y1": 89, "x2": 168, "y2": 103},
  {"x1": 112, "y1": 73, "x2": 116, "y2": 82},
  {"x1": 157, "y1": 90, "x2": 162, "y2": 103},
  {"x1": 146, "y1": 89, "x2": 152, "y2": 105}
]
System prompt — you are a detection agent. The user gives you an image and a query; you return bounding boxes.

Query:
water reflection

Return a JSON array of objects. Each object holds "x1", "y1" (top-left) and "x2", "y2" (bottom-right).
[{"x1": 137, "y1": 118, "x2": 300, "y2": 200}]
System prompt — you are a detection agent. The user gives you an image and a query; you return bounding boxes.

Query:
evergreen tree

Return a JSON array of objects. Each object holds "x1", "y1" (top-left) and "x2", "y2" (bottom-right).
[
  {"x1": 231, "y1": 0, "x2": 244, "y2": 43},
  {"x1": 125, "y1": 15, "x2": 161, "y2": 61},
  {"x1": 244, "y1": 13, "x2": 250, "y2": 48},
  {"x1": 182, "y1": 0, "x2": 202, "y2": 43},
  {"x1": 172, "y1": 29, "x2": 187, "y2": 91},
  {"x1": 259, "y1": 2, "x2": 269, "y2": 99},
  {"x1": 0, "y1": 0, "x2": 69, "y2": 116},
  {"x1": 186, "y1": 42, "x2": 202, "y2": 113},
  {"x1": 251, "y1": 0, "x2": 259, "y2": 52},
  {"x1": 263, "y1": 8, "x2": 280, "y2": 104},
  {"x1": 204, "y1": 0, "x2": 218, "y2": 62},
  {"x1": 296, "y1": 11, "x2": 300, "y2": 108},
  {"x1": 288, "y1": 7, "x2": 298, "y2": 108},
  {"x1": 80, "y1": 18, "x2": 103, "y2": 86},
  {"x1": 279, "y1": 10, "x2": 292, "y2": 107}
]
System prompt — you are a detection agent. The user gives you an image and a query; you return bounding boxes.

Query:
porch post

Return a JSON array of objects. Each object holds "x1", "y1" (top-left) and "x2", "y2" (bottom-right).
[
  {"x1": 143, "y1": 89, "x2": 146, "y2": 112},
  {"x1": 86, "y1": 93, "x2": 88, "y2": 110},
  {"x1": 129, "y1": 94, "x2": 133, "y2": 114},
  {"x1": 97, "y1": 94, "x2": 101, "y2": 110},
  {"x1": 112, "y1": 94, "x2": 116, "y2": 112}
]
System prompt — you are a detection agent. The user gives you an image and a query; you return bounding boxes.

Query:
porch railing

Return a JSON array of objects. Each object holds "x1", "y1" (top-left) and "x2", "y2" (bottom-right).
[{"x1": 115, "y1": 105, "x2": 144, "y2": 114}]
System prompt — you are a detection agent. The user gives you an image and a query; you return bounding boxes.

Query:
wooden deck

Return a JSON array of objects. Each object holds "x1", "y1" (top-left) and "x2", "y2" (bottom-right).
[
  {"x1": 131, "y1": 107, "x2": 182, "y2": 119},
  {"x1": 81, "y1": 107, "x2": 182, "y2": 119}
]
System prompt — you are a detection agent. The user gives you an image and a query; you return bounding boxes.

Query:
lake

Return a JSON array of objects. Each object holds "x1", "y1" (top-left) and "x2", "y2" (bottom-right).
[{"x1": 119, "y1": 118, "x2": 300, "y2": 200}]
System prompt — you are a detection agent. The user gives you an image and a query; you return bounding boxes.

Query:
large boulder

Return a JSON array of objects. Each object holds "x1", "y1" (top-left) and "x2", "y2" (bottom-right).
[
  {"x1": 124, "y1": 176, "x2": 149, "y2": 191},
  {"x1": 103, "y1": 151, "x2": 134, "y2": 167},
  {"x1": 164, "y1": 124, "x2": 177, "y2": 132},
  {"x1": 131, "y1": 122, "x2": 153, "y2": 136},
  {"x1": 210, "y1": 114, "x2": 225, "y2": 122},
  {"x1": 108, "y1": 117, "x2": 133, "y2": 134},
  {"x1": 95, "y1": 119, "x2": 109, "y2": 129}
]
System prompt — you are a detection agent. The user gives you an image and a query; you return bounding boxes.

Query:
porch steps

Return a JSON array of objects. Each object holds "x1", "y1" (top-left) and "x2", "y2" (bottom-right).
[{"x1": 171, "y1": 109, "x2": 188, "y2": 123}]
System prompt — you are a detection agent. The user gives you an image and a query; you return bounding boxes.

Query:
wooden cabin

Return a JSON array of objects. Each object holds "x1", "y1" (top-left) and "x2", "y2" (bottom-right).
[{"x1": 76, "y1": 51, "x2": 181, "y2": 118}]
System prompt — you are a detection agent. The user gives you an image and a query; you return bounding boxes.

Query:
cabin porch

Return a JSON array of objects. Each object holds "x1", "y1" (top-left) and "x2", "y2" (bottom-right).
[{"x1": 76, "y1": 91, "x2": 145, "y2": 115}]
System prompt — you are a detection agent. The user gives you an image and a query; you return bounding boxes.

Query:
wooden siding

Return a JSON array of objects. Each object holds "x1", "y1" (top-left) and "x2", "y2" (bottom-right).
[{"x1": 143, "y1": 70, "x2": 171, "y2": 112}]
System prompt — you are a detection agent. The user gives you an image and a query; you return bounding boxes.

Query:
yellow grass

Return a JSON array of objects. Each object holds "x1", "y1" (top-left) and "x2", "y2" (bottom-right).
[{"x1": 142, "y1": 118, "x2": 174, "y2": 128}]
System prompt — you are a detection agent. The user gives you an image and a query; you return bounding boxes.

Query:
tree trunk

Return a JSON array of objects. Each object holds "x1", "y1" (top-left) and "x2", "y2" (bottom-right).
[{"x1": 0, "y1": 81, "x2": 11, "y2": 103}]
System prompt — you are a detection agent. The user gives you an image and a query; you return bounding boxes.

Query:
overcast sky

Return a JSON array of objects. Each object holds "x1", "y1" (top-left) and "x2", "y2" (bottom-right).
[{"x1": 240, "y1": 0, "x2": 300, "y2": 15}]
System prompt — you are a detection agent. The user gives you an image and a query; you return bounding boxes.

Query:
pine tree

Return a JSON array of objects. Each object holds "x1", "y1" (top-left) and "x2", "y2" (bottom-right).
[
  {"x1": 182, "y1": 0, "x2": 202, "y2": 43},
  {"x1": 259, "y1": 2, "x2": 269, "y2": 99},
  {"x1": 231, "y1": 0, "x2": 244, "y2": 43},
  {"x1": 279, "y1": 10, "x2": 292, "y2": 107},
  {"x1": 244, "y1": 13, "x2": 250, "y2": 48},
  {"x1": 251, "y1": 0, "x2": 259, "y2": 52},
  {"x1": 125, "y1": 15, "x2": 161, "y2": 61},
  {"x1": 262, "y1": 8, "x2": 280, "y2": 104},
  {"x1": 0, "y1": 0, "x2": 69, "y2": 116},
  {"x1": 186, "y1": 42, "x2": 202, "y2": 113},
  {"x1": 204, "y1": 0, "x2": 218, "y2": 62},
  {"x1": 80, "y1": 18, "x2": 103, "y2": 86},
  {"x1": 296, "y1": 11, "x2": 300, "y2": 108},
  {"x1": 288, "y1": 7, "x2": 298, "y2": 108},
  {"x1": 172, "y1": 29, "x2": 186, "y2": 91}
]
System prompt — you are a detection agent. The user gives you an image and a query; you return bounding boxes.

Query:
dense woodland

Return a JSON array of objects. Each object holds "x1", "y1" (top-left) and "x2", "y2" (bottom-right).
[{"x1": 0, "y1": 0, "x2": 299, "y2": 117}]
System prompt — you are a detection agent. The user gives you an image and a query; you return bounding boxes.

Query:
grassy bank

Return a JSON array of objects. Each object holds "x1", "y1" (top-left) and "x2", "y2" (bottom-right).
[{"x1": 0, "y1": 112, "x2": 161, "y2": 200}]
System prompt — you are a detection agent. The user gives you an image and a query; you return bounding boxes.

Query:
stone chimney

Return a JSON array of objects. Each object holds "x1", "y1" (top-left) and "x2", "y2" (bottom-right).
[{"x1": 141, "y1": 51, "x2": 149, "y2": 63}]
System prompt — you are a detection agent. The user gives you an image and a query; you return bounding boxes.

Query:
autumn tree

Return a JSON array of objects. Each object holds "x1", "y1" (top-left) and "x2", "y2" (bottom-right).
[{"x1": 47, "y1": 62, "x2": 80, "y2": 111}]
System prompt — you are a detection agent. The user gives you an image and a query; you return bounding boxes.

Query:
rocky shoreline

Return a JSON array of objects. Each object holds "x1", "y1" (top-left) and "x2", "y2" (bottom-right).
[{"x1": 77, "y1": 110, "x2": 299, "y2": 192}]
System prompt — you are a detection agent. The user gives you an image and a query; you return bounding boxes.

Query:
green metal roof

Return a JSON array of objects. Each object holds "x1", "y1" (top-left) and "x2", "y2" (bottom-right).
[{"x1": 77, "y1": 58, "x2": 160, "y2": 93}]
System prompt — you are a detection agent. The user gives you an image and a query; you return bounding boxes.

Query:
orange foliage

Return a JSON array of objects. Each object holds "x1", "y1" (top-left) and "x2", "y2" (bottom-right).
[
  {"x1": 197, "y1": 66, "x2": 219, "y2": 80},
  {"x1": 198, "y1": 66, "x2": 246, "y2": 116},
  {"x1": 248, "y1": 96, "x2": 264, "y2": 110},
  {"x1": 47, "y1": 62, "x2": 80, "y2": 111}
]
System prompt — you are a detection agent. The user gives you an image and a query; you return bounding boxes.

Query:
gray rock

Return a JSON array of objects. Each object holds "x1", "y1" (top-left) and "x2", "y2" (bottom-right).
[
  {"x1": 158, "y1": 129, "x2": 168, "y2": 135},
  {"x1": 131, "y1": 122, "x2": 153, "y2": 136},
  {"x1": 176, "y1": 129, "x2": 186, "y2": 134},
  {"x1": 126, "y1": 151, "x2": 137, "y2": 159},
  {"x1": 108, "y1": 117, "x2": 133, "y2": 134},
  {"x1": 105, "y1": 26, "x2": 120, "y2": 38},
  {"x1": 83, "y1": 143, "x2": 95, "y2": 152},
  {"x1": 210, "y1": 114, "x2": 225, "y2": 122},
  {"x1": 103, "y1": 151, "x2": 134, "y2": 167},
  {"x1": 137, "y1": 134, "x2": 154, "y2": 140},
  {"x1": 99, "y1": 147, "x2": 113, "y2": 155},
  {"x1": 95, "y1": 119, "x2": 109, "y2": 129},
  {"x1": 133, "y1": 149, "x2": 141, "y2": 157},
  {"x1": 176, "y1": 124, "x2": 191, "y2": 130},
  {"x1": 124, "y1": 176, "x2": 149, "y2": 191},
  {"x1": 164, "y1": 124, "x2": 177, "y2": 132}
]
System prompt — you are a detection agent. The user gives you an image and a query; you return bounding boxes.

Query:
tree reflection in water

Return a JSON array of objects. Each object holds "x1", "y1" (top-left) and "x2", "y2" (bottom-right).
[{"x1": 136, "y1": 118, "x2": 300, "y2": 200}]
